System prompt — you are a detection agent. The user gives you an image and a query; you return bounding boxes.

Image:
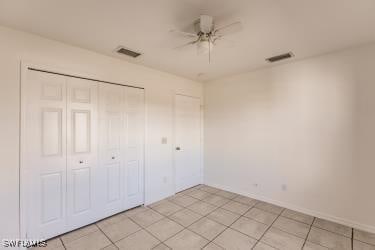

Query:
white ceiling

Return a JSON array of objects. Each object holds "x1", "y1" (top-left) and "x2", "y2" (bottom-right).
[{"x1": 1, "y1": 0, "x2": 375, "y2": 82}]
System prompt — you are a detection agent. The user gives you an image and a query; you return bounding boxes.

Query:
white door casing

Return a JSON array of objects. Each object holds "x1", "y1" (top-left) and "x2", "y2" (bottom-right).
[{"x1": 174, "y1": 94, "x2": 202, "y2": 192}]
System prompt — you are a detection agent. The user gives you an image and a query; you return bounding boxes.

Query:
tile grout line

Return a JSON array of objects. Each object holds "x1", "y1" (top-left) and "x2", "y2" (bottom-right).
[
  {"x1": 143, "y1": 189, "x2": 213, "y2": 248},
  {"x1": 58, "y1": 237, "x2": 67, "y2": 250},
  {"x1": 203, "y1": 205, "x2": 283, "y2": 243},
  {"x1": 258, "y1": 218, "x2": 312, "y2": 241},
  {"x1": 126, "y1": 212, "x2": 174, "y2": 249},
  {"x1": 200, "y1": 200, "x2": 259, "y2": 249},
  {"x1": 153, "y1": 194, "x2": 211, "y2": 228},
  {"x1": 169, "y1": 188, "x2": 310, "y2": 249},
  {"x1": 302, "y1": 220, "x2": 355, "y2": 250},
  {"x1": 130, "y1": 190, "x2": 232, "y2": 249},
  {"x1": 141, "y1": 204, "x2": 212, "y2": 248},
  {"x1": 183, "y1": 190, "x2": 241, "y2": 221},
  {"x1": 181, "y1": 192, "x2": 258, "y2": 222},
  {"x1": 105, "y1": 225, "x2": 143, "y2": 247},
  {"x1": 251, "y1": 208, "x2": 285, "y2": 250},
  {"x1": 150, "y1": 187, "x2": 242, "y2": 248},
  {"x1": 96, "y1": 223, "x2": 118, "y2": 249},
  {"x1": 97, "y1": 207, "x2": 161, "y2": 247},
  {"x1": 126, "y1": 210, "x2": 172, "y2": 246},
  {"x1": 58, "y1": 207, "x2": 143, "y2": 248},
  {"x1": 301, "y1": 217, "x2": 316, "y2": 249},
  {"x1": 310, "y1": 225, "x2": 353, "y2": 239},
  {"x1": 57, "y1": 223, "x2": 101, "y2": 248}
]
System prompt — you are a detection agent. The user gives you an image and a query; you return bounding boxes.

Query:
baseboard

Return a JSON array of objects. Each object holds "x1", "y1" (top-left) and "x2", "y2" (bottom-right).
[{"x1": 205, "y1": 181, "x2": 375, "y2": 234}]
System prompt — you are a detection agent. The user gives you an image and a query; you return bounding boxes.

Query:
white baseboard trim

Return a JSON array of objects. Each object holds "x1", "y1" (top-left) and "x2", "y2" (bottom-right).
[{"x1": 205, "y1": 181, "x2": 375, "y2": 234}]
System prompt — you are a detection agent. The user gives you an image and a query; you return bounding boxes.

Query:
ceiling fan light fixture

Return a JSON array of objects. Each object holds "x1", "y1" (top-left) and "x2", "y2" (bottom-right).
[
  {"x1": 172, "y1": 15, "x2": 242, "y2": 63},
  {"x1": 197, "y1": 40, "x2": 213, "y2": 55}
]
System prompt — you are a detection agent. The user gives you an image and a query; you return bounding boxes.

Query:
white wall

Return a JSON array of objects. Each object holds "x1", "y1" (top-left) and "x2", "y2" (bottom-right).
[
  {"x1": 204, "y1": 44, "x2": 375, "y2": 233},
  {"x1": 0, "y1": 25, "x2": 203, "y2": 241}
]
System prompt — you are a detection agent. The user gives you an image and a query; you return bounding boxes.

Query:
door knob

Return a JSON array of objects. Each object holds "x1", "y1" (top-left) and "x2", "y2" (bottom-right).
[{"x1": 176, "y1": 147, "x2": 181, "y2": 151}]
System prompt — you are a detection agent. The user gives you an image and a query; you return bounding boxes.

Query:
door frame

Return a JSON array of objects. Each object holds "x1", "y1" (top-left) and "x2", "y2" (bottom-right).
[
  {"x1": 19, "y1": 61, "x2": 146, "y2": 242},
  {"x1": 173, "y1": 93, "x2": 203, "y2": 194}
]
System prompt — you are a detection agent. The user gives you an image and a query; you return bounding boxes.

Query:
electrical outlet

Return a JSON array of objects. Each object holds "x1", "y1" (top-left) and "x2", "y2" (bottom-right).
[
  {"x1": 161, "y1": 137, "x2": 168, "y2": 144},
  {"x1": 253, "y1": 183, "x2": 258, "y2": 188},
  {"x1": 282, "y1": 184, "x2": 287, "y2": 191},
  {"x1": 163, "y1": 176, "x2": 168, "y2": 184}
]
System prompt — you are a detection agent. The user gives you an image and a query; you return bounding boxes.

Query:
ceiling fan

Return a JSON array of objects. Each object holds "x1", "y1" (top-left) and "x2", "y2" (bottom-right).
[{"x1": 170, "y1": 15, "x2": 242, "y2": 62}]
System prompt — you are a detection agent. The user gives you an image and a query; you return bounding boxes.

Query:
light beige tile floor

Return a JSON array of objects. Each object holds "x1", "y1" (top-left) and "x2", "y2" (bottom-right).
[{"x1": 36, "y1": 185, "x2": 375, "y2": 250}]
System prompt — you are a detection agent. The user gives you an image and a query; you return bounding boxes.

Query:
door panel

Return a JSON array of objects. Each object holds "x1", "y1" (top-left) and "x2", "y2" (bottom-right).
[
  {"x1": 40, "y1": 172, "x2": 63, "y2": 224},
  {"x1": 106, "y1": 163, "x2": 121, "y2": 202},
  {"x1": 174, "y1": 95, "x2": 202, "y2": 192},
  {"x1": 42, "y1": 108, "x2": 63, "y2": 156},
  {"x1": 98, "y1": 84, "x2": 144, "y2": 212},
  {"x1": 66, "y1": 78, "x2": 98, "y2": 229},
  {"x1": 72, "y1": 110, "x2": 91, "y2": 153},
  {"x1": 125, "y1": 88, "x2": 144, "y2": 208},
  {"x1": 72, "y1": 168, "x2": 91, "y2": 213},
  {"x1": 98, "y1": 83, "x2": 125, "y2": 215},
  {"x1": 23, "y1": 70, "x2": 67, "y2": 239}
]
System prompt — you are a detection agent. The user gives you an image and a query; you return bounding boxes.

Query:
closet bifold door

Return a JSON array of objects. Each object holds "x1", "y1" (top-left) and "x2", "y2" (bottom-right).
[
  {"x1": 66, "y1": 77, "x2": 98, "y2": 230},
  {"x1": 124, "y1": 87, "x2": 145, "y2": 209},
  {"x1": 98, "y1": 83, "x2": 126, "y2": 216},
  {"x1": 98, "y1": 84, "x2": 145, "y2": 213},
  {"x1": 22, "y1": 68, "x2": 144, "y2": 239},
  {"x1": 22, "y1": 70, "x2": 67, "y2": 239}
]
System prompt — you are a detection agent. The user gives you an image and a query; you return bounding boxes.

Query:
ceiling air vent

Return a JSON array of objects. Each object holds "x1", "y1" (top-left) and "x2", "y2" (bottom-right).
[
  {"x1": 116, "y1": 46, "x2": 142, "y2": 58},
  {"x1": 266, "y1": 52, "x2": 294, "y2": 63}
]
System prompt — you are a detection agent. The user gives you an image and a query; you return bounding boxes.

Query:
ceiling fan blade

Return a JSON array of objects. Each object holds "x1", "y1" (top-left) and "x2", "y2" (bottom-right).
[
  {"x1": 173, "y1": 40, "x2": 199, "y2": 50},
  {"x1": 200, "y1": 15, "x2": 214, "y2": 33},
  {"x1": 214, "y1": 21, "x2": 242, "y2": 36},
  {"x1": 169, "y1": 29, "x2": 198, "y2": 38},
  {"x1": 213, "y1": 36, "x2": 236, "y2": 48}
]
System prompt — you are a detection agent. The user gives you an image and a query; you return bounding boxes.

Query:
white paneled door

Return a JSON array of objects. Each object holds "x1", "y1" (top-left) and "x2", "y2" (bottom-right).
[
  {"x1": 98, "y1": 83, "x2": 125, "y2": 216},
  {"x1": 124, "y1": 87, "x2": 145, "y2": 209},
  {"x1": 66, "y1": 77, "x2": 98, "y2": 230},
  {"x1": 174, "y1": 94, "x2": 202, "y2": 192},
  {"x1": 21, "y1": 68, "x2": 144, "y2": 240},
  {"x1": 22, "y1": 70, "x2": 67, "y2": 239},
  {"x1": 98, "y1": 84, "x2": 144, "y2": 215}
]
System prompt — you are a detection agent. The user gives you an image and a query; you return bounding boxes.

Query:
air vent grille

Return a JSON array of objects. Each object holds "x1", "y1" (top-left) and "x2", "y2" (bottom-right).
[
  {"x1": 116, "y1": 46, "x2": 141, "y2": 58},
  {"x1": 266, "y1": 52, "x2": 294, "y2": 63}
]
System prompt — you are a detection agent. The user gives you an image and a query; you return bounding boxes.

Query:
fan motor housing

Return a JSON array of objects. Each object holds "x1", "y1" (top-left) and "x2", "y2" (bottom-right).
[{"x1": 194, "y1": 18, "x2": 214, "y2": 34}]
